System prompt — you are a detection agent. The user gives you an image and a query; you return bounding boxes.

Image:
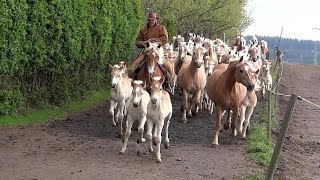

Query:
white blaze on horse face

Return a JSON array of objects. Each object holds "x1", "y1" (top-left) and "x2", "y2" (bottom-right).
[
  {"x1": 111, "y1": 69, "x2": 122, "y2": 88},
  {"x1": 151, "y1": 83, "x2": 161, "y2": 106},
  {"x1": 133, "y1": 86, "x2": 142, "y2": 107},
  {"x1": 147, "y1": 52, "x2": 157, "y2": 74}
]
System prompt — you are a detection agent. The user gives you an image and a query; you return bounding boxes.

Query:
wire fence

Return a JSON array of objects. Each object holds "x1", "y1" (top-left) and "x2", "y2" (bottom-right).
[{"x1": 266, "y1": 60, "x2": 320, "y2": 179}]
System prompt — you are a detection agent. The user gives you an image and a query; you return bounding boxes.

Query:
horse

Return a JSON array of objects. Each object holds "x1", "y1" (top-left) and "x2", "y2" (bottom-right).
[
  {"x1": 136, "y1": 43, "x2": 168, "y2": 92},
  {"x1": 177, "y1": 45, "x2": 207, "y2": 122},
  {"x1": 206, "y1": 56, "x2": 259, "y2": 146},
  {"x1": 146, "y1": 76, "x2": 172, "y2": 163},
  {"x1": 120, "y1": 80, "x2": 150, "y2": 154},
  {"x1": 233, "y1": 35, "x2": 246, "y2": 52},
  {"x1": 260, "y1": 40, "x2": 269, "y2": 60},
  {"x1": 238, "y1": 90, "x2": 257, "y2": 138},
  {"x1": 108, "y1": 64, "x2": 133, "y2": 137}
]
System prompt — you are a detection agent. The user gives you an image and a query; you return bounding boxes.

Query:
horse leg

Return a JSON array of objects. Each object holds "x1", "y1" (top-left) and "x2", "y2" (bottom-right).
[
  {"x1": 119, "y1": 115, "x2": 134, "y2": 154},
  {"x1": 212, "y1": 106, "x2": 223, "y2": 147},
  {"x1": 181, "y1": 90, "x2": 188, "y2": 123},
  {"x1": 238, "y1": 105, "x2": 246, "y2": 138},
  {"x1": 164, "y1": 113, "x2": 172, "y2": 149},
  {"x1": 243, "y1": 105, "x2": 255, "y2": 138},
  {"x1": 137, "y1": 115, "x2": 147, "y2": 143},
  {"x1": 192, "y1": 91, "x2": 202, "y2": 116},
  {"x1": 118, "y1": 101, "x2": 126, "y2": 137},
  {"x1": 155, "y1": 119, "x2": 164, "y2": 163},
  {"x1": 109, "y1": 100, "x2": 117, "y2": 126},
  {"x1": 146, "y1": 119, "x2": 154, "y2": 153},
  {"x1": 224, "y1": 110, "x2": 231, "y2": 130},
  {"x1": 231, "y1": 108, "x2": 239, "y2": 137}
]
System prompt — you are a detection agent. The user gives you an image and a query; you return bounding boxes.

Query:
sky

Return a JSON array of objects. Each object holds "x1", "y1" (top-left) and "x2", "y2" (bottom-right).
[{"x1": 244, "y1": 0, "x2": 320, "y2": 41}]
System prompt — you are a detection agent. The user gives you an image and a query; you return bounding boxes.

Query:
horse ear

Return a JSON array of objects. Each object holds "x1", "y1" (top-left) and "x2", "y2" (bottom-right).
[
  {"x1": 157, "y1": 43, "x2": 161, "y2": 48},
  {"x1": 255, "y1": 69, "x2": 259, "y2": 75},
  {"x1": 108, "y1": 64, "x2": 113, "y2": 72}
]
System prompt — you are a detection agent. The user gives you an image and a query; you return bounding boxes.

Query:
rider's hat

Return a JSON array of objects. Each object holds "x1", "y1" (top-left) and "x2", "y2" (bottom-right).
[{"x1": 147, "y1": 12, "x2": 158, "y2": 20}]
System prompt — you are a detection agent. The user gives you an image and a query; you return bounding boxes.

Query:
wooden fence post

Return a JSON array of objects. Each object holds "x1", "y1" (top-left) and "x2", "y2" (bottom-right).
[
  {"x1": 267, "y1": 90, "x2": 272, "y2": 140},
  {"x1": 265, "y1": 94, "x2": 298, "y2": 180}
]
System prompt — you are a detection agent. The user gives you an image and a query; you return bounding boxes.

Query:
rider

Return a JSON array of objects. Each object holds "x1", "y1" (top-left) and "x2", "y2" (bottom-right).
[{"x1": 131, "y1": 12, "x2": 171, "y2": 92}]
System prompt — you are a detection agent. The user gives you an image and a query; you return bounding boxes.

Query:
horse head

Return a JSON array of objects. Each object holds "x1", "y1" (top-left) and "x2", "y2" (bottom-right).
[
  {"x1": 235, "y1": 56, "x2": 259, "y2": 92},
  {"x1": 248, "y1": 44, "x2": 260, "y2": 62},
  {"x1": 109, "y1": 64, "x2": 126, "y2": 88},
  {"x1": 192, "y1": 46, "x2": 207, "y2": 68},
  {"x1": 149, "y1": 76, "x2": 164, "y2": 106},
  {"x1": 131, "y1": 80, "x2": 145, "y2": 107}
]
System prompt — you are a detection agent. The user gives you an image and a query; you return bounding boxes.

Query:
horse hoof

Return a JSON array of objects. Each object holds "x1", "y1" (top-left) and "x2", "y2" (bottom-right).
[
  {"x1": 137, "y1": 138, "x2": 145, "y2": 144},
  {"x1": 186, "y1": 113, "x2": 192, "y2": 118},
  {"x1": 180, "y1": 119, "x2": 187, "y2": 123},
  {"x1": 211, "y1": 144, "x2": 219, "y2": 148},
  {"x1": 119, "y1": 151, "x2": 125, "y2": 155},
  {"x1": 164, "y1": 142, "x2": 169, "y2": 149},
  {"x1": 157, "y1": 159, "x2": 162, "y2": 164},
  {"x1": 224, "y1": 123, "x2": 230, "y2": 130},
  {"x1": 191, "y1": 110, "x2": 197, "y2": 116}
]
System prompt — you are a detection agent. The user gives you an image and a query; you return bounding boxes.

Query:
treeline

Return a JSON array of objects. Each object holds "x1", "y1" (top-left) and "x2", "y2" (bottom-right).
[
  {"x1": 0, "y1": 0, "x2": 143, "y2": 115},
  {"x1": 245, "y1": 35, "x2": 320, "y2": 65},
  {"x1": 142, "y1": 0, "x2": 252, "y2": 41}
]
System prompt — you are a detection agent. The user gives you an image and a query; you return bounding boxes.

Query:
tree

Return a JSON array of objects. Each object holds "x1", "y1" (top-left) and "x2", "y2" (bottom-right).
[{"x1": 141, "y1": 0, "x2": 252, "y2": 41}]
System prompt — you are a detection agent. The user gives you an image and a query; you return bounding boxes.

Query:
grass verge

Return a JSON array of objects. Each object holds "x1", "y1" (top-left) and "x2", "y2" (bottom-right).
[
  {"x1": 0, "y1": 88, "x2": 110, "y2": 127},
  {"x1": 245, "y1": 60, "x2": 281, "y2": 179}
]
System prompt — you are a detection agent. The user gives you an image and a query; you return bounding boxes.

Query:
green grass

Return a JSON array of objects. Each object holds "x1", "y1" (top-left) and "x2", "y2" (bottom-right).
[
  {"x1": 245, "y1": 60, "x2": 281, "y2": 179},
  {"x1": 0, "y1": 88, "x2": 110, "y2": 127}
]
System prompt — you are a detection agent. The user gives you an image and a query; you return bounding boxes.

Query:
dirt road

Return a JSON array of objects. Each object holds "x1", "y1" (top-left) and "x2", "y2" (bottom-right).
[{"x1": 0, "y1": 63, "x2": 319, "y2": 180}]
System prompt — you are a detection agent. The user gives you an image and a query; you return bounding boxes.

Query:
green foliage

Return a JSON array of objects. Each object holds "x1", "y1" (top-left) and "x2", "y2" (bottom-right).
[
  {"x1": 0, "y1": 0, "x2": 143, "y2": 115},
  {"x1": 142, "y1": 0, "x2": 252, "y2": 39},
  {"x1": 246, "y1": 124, "x2": 273, "y2": 166},
  {"x1": 0, "y1": 88, "x2": 110, "y2": 126}
]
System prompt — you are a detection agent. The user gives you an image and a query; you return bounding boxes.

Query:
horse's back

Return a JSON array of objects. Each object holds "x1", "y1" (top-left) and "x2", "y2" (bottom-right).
[{"x1": 177, "y1": 61, "x2": 206, "y2": 92}]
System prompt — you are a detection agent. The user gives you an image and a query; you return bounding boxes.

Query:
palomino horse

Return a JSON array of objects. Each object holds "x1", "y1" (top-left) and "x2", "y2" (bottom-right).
[
  {"x1": 136, "y1": 43, "x2": 173, "y2": 92},
  {"x1": 120, "y1": 80, "x2": 150, "y2": 154},
  {"x1": 177, "y1": 45, "x2": 207, "y2": 122},
  {"x1": 108, "y1": 64, "x2": 133, "y2": 137},
  {"x1": 206, "y1": 56, "x2": 259, "y2": 146},
  {"x1": 233, "y1": 35, "x2": 246, "y2": 52},
  {"x1": 260, "y1": 40, "x2": 269, "y2": 60},
  {"x1": 239, "y1": 90, "x2": 257, "y2": 139},
  {"x1": 146, "y1": 76, "x2": 172, "y2": 163}
]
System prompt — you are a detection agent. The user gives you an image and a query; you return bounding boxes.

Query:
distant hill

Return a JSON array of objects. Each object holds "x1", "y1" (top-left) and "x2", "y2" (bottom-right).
[{"x1": 244, "y1": 36, "x2": 320, "y2": 65}]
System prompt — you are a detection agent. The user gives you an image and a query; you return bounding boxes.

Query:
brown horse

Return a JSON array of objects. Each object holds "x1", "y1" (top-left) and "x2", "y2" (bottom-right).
[
  {"x1": 177, "y1": 45, "x2": 207, "y2": 122},
  {"x1": 206, "y1": 56, "x2": 259, "y2": 146},
  {"x1": 136, "y1": 44, "x2": 168, "y2": 92}
]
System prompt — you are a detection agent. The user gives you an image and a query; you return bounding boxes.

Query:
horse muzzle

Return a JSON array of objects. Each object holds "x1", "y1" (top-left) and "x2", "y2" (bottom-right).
[
  {"x1": 247, "y1": 83, "x2": 255, "y2": 92},
  {"x1": 133, "y1": 102, "x2": 139, "y2": 107}
]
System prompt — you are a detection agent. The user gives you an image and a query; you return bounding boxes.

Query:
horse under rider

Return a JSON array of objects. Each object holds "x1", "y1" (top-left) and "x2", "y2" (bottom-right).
[{"x1": 130, "y1": 12, "x2": 171, "y2": 92}]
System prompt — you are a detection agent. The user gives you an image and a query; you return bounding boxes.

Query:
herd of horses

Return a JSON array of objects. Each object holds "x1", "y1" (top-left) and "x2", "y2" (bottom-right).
[{"x1": 108, "y1": 34, "x2": 272, "y2": 162}]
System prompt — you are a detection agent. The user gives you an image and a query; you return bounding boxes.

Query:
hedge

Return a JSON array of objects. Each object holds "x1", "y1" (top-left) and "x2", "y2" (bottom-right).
[{"x1": 0, "y1": 0, "x2": 143, "y2": 115}]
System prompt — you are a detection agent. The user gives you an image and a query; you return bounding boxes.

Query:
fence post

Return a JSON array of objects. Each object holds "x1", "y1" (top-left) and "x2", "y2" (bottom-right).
[
  {"x1": 265, "y1": 94, "x2": 298, "y2": 180},
  {"x1": 267, "y1": 90, "x2": 272, "y2": 139}
]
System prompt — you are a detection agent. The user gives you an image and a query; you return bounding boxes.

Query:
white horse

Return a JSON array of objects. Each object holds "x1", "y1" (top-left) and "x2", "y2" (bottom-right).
[
  {"x1": 120, "y1": 80, "x2": 150, "y2": 154},
  {"x1": 146, "y1": 76, "x2": 172, "y2": 163},
  {"x1": 109, "y1": 64, "x2": 132, "y2": 137}
]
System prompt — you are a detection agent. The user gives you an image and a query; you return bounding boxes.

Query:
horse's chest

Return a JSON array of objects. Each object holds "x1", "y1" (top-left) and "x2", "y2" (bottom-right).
[{"x1": 111, "y1": 89, "x2": 125, "y2": 101}]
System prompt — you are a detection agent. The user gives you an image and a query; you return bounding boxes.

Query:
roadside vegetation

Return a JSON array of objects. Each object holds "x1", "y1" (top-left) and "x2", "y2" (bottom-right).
[
  {"x1": 245, "y1": 60, "x2": 281, "y2": 179},
  {"x1": 0, "y1": 88, "x2": 110, "y2": 127}
]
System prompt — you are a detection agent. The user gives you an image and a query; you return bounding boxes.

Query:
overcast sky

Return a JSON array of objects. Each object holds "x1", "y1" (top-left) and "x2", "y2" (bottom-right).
[{"x1": 244, "y1": 0, "x2": 320, "y2": 41}]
